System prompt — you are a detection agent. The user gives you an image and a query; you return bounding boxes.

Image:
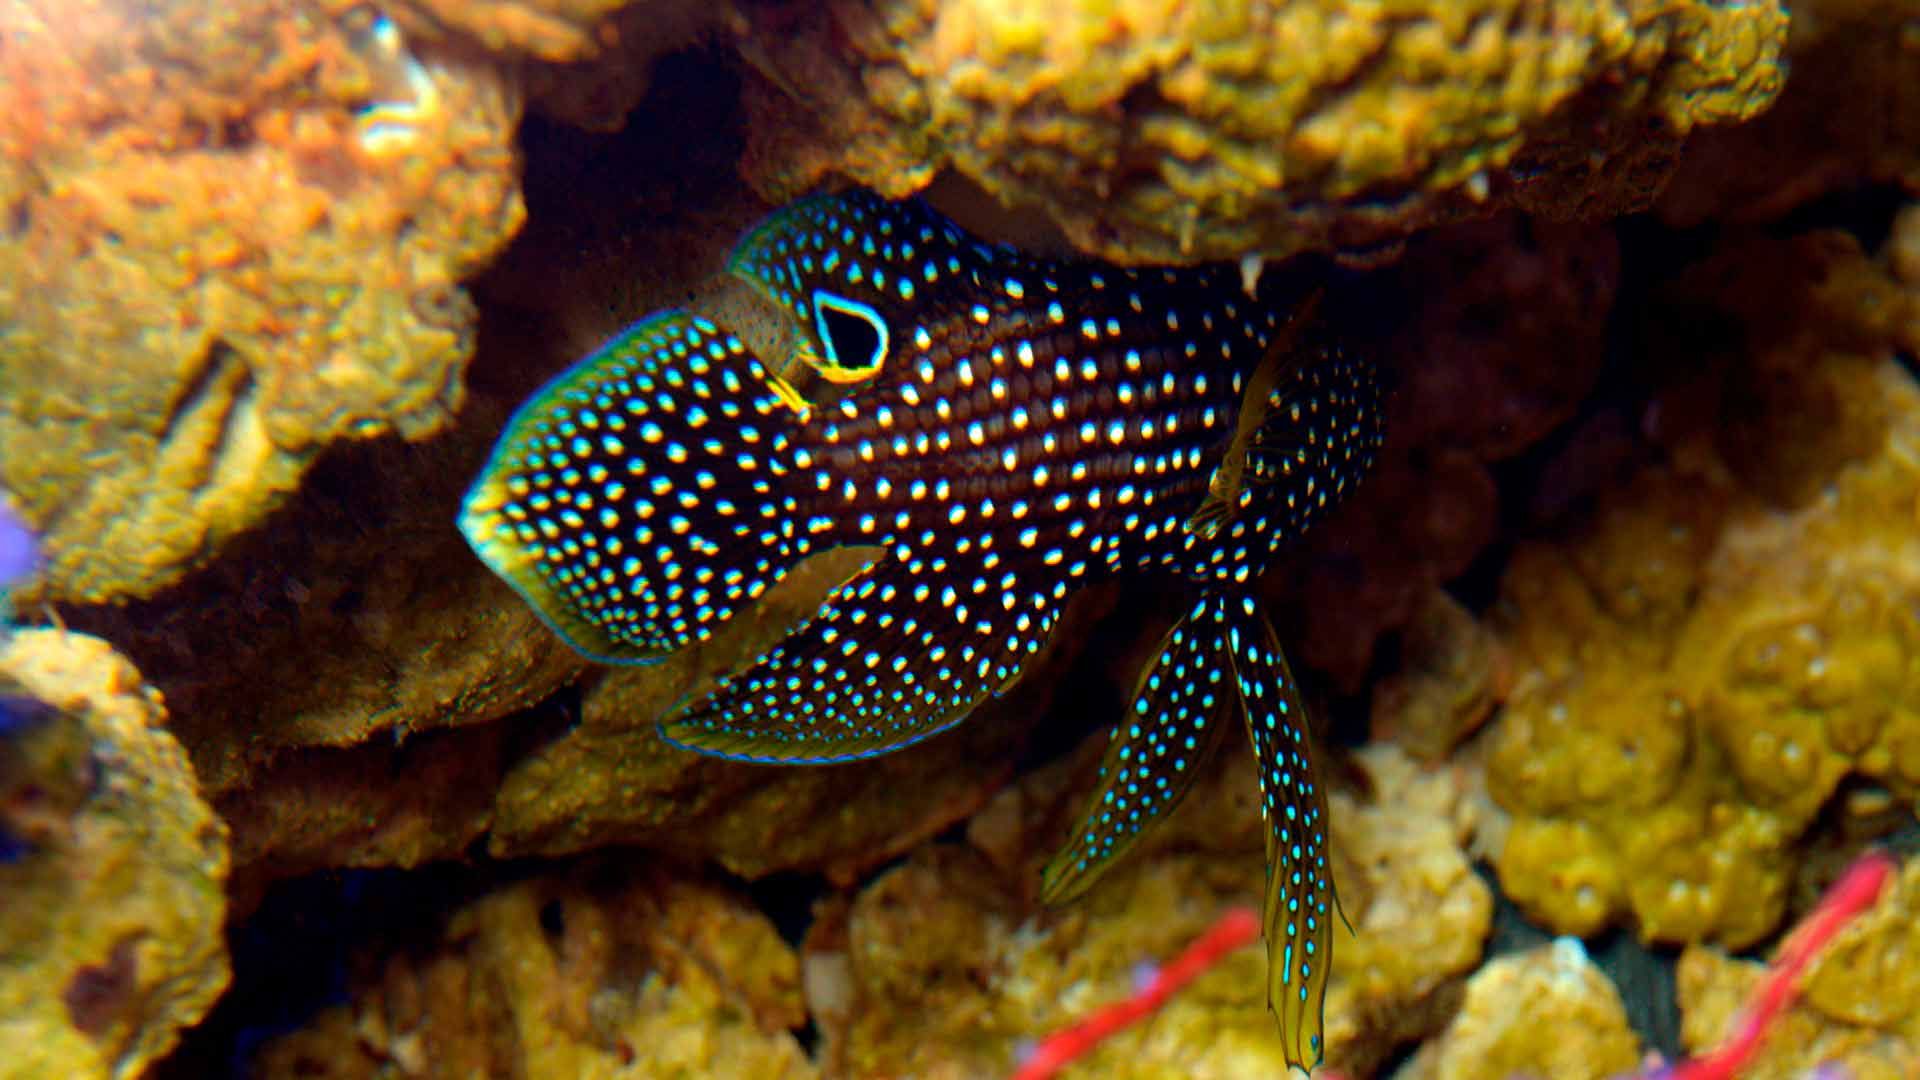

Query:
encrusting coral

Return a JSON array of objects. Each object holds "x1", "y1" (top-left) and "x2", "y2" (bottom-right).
[
  {"x1": 1658, "y1": 0, "x2": 1920, "y2": 225},
  {"x1": 0, "y1": 0, "x2": 524, "y2": 603},
  {"x1": 736, "y1": 0, "x2": 1787, "y2": 265},
  {"x1": 0, "y1": 629, "x2": 230, "y2": 1080},
  {"x1": 250, "y1": 861, "x2": 817, "y2": 1079},
  {"x1": 1486, "y1": 224, "x2": 1920, "y2": 949}
]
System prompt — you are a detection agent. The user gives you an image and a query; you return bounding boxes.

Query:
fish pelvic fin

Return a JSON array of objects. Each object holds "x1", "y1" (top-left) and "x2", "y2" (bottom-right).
[
  {"x1": 1226, "y1": 594, "x2": 1336, "y2": 1074},
  {"x1": 660, "y1": 544, "x2": 1066, "y2": 764},
  {"x1": 458, "y1": 310, "x2": 815, "y2": 665},
  {"x1": 1039, "y1": 593, "x2": 1237, "y2": 905}
]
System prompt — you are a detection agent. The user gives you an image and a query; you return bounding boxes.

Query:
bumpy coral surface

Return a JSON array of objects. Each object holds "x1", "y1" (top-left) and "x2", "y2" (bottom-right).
[
  {"x1": 1400, "y1": 938, "x2": 1642, "y2": 1080},
  {"x1": 252, "y1": 861, "x2": 816, "y2": 1079},
  {"x1": 803, "y1": 740, "x2": 1489, "y2": 1078},
  {"x1": 0, "y1": 630, "x2": 230, "y2": 1080},
  {"x1": 738, "y1": 0, "x2": 1786, "y2": 264},
  {"x1": 0, "y1": 0, "x2": 524, "y2": 602},
  {"x1": 1487, "y1": 228, "x2": 1920, "y2": 948}
]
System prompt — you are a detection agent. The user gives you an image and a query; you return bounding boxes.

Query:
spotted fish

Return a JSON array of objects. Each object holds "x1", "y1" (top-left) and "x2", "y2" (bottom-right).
[{"x1": 459, "y1": 190, "x2": 1382, "y2": 1070}]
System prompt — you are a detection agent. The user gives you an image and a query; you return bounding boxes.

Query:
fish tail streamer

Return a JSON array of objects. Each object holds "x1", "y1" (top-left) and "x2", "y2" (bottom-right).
[{"x1": 1040, "y1": 590, "x2": 1337, "y2": 1073}]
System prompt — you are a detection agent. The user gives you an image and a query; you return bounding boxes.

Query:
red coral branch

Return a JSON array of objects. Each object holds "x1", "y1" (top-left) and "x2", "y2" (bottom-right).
[
  {"x1": 1010, "y1": 850, "x2": 1895, "y2": 1080},
  {"x1": 1645, "y1": 848, "x2": 1897, "y2": 1080},
  {"x1": 1010, "y1": 906, "x2": 1262, "y2": 1080}
]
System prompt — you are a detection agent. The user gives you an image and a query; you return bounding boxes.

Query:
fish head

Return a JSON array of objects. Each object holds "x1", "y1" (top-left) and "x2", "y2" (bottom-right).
[{"x1": 728, "y1": 190, "x2": 1001, "y2": 400}]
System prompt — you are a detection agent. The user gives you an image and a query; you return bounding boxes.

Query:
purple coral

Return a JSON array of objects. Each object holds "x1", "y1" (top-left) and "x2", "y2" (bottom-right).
[{"x1": 0, "y1": 497, "x2": 37, "y2": 589}]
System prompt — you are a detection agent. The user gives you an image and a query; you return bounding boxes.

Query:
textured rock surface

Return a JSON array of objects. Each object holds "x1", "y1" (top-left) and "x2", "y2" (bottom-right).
[
  {"x1": 738, "y1": 0, "x2": 1786, "y2": 265},
  {"x1": 1400, "y1": 938, "x2": 1643, "y2": 1080},
  {"x1": 1660, "y1": 0, "x2": 1920, "y2": 225},
  {"x1": 1272, "y1": 214, "x2": 1618, "y2": 690},
  {"x1": 805, "y1": 740, "x2": 1490, "y2": 1078},
  {"x1": 0, "y1": 0, "x2": 524, "y2": 603},
  {"x1": 1487, "y1": 227, "x2": 1920, "y2": 947},
  {"x1": 0, "y1": 630, "x2": 230, "y2": 1080},
  {"x1": 375, "y1": 0, "x2": 734, "y2": 129},
  {"x1": 251, "y1": 860, "x2": 816, "y2": 1079}
]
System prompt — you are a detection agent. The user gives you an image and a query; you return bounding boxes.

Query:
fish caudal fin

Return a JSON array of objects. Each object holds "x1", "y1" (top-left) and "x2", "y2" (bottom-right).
[
  {"x1": 1039, "y1": 594, "x2": 1237, "y2": 904},
  {"x1": 1230, "y1": 595, "x2": 1337, "y2": 1073},
  {"x1": 458, "y1": 311, "x2": 812, "y2": 665},
  {"x1": 660, "y1": 548, "x2": 1065, "y2": 763},
  {"x1": 1041, "y1": 592, "x2": 1337, "y2": 1073}
]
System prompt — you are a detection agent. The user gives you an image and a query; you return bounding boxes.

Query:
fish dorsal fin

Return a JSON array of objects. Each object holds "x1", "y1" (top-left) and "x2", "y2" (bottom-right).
[{"x1": 1184, "y1": 291, "x2": 1322, "y2": 543}]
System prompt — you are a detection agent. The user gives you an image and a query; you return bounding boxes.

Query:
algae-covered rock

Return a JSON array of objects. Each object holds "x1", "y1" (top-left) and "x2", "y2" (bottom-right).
[
  {"x1": 807, "y1": 740, "x2": 1490, "y2": 1078},
  {"x1": 0, "y1": 629, "x2": 229, "y2": 1080},
  {"x1": 738, "y1": 0, "x2": 1786, "y2": 265},
  {"x1": 1401, "y1": 938, "x2": 1643, "y2": 1080},
  {"x1": 1487, "y1": 227, "x2": 1920, "y2": 948},
  {"x1": 251, "y1": 860, "x2": 815, "y2": 1079},
  {"x1": 0, "y1": 0, "x2": 524, "y2": 603}
]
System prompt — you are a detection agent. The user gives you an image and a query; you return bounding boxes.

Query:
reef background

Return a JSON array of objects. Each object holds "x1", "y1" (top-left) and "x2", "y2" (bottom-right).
[{"x1": 1, "y1": 0, "x2": 1917, "y2": 1077}]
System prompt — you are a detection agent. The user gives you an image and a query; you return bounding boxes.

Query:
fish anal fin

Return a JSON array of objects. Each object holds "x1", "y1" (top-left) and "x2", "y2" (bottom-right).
[{"x1": 661, "y1": 548, "x2": 1064, "y2": 764}]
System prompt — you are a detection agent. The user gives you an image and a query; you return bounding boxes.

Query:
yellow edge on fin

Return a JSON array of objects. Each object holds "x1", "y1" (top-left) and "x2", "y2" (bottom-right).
[{"x1": 457, "y1": 475, "x2": 669, "y2": 667}]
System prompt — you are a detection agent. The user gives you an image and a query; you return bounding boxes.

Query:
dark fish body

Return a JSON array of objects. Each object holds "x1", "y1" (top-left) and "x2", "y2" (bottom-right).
[{"x1": 460, "y1": 190, "x2": 1382, "y2": 1070}]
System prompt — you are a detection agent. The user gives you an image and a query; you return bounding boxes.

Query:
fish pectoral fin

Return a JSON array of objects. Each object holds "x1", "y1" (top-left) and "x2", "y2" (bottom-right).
[
  {"x1": 660, "y1": 550, "x2": 1065, "y2": 764},
  {"x1": 1040, "y1": 594, "x2": 1236, "y2": 905},
  {"x1": 1225, "y1": 596, "x2": 1336, "y2": 1074}
]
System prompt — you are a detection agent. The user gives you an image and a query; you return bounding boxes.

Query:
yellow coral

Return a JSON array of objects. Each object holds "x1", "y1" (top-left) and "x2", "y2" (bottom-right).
[
  {"x1": 1486, "y1": 229, "x2": 1920, "y2": 949},
  {"x1": 739, "y1": 0, "x2": 1787, "y2": 263},
  {"x1": 1678, "y1": 858, "x2": 1920, "y2": 1080}
]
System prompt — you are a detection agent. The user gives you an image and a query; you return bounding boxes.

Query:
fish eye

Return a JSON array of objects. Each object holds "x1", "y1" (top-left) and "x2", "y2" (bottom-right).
[{"x1": 810, "y1": 290, "x2": 889, "y2": 383}]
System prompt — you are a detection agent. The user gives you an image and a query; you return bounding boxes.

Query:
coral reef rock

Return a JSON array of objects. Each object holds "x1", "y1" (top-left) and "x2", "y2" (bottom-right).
[
  {"x1": 1487, "y1": 226, "x2": 1920, "y2": 948},
  {"x1": 1400, "y1": 938, "x2": 1643, "y2": 1080},
  {"x1": 737, "y1": 0, "x2": 1787, "y2": 264},
  {"x1": 0, "y1": 0, "x2": 524, "y2": 603},
  {"x1": 1660, "y1": 0, "x2": 1920, "y2": 225},
  {"x1": 1271, "y1": 214, "x2": 1618, "y2": 689},
  {"x1": 252, "y1": 861, "x2": 816, "y2": 1079},
  {"x1": 806, "y1": 740, "x2": 1490, "y2": 1078},
  {"x1": 0, "y1": 629, "x2": 230, "y2": 1080}
]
